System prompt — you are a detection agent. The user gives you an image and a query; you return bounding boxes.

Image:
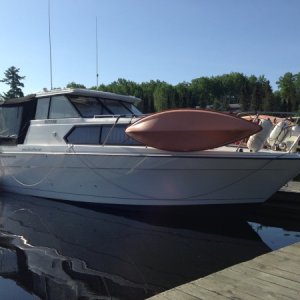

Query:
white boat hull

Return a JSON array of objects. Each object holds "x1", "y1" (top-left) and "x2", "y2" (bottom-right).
[{"x1": 0, "y1": 146, "x2": 299, "y2": 205}]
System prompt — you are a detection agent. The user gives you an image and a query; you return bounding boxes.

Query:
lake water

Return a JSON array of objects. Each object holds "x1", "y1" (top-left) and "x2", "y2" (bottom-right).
[{"x1": 0, "y1": 192, "x2": 300, "y2": 299}]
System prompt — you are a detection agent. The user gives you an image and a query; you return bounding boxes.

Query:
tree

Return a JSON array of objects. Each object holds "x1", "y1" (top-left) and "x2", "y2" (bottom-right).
[
  {"x1": 0, "y1": 66, "x2": 25, "y2": 99},
  {"x1": 153, "y1": 82, "x2": 176, "y2": 112},
  {"x1": 190, "y1": 77, "x2": 212, "y2": 108},
  {"x1": 139, "y1": 80, "x2": 160, "y2": 113},
  {"x1": 83, "y1": 72, "x2": 285, "y2": 113},
  {"x1": 277, "y1": 72, "x2": 298, "y2": 111},
  {"x1": 66, "y1": 82, "x2": 86, "y2": 89},
  {"x1": 259, "y1": 77, "x2": 276, "y2": 111},
  {"x1": 174, "y1": 82, "x2": 191, "y2": 108}
]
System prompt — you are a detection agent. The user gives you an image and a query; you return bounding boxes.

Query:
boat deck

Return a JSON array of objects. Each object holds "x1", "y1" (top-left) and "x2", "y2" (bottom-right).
[{"x1": 147, "y1": 241, "x2": 300, "y2": 299}]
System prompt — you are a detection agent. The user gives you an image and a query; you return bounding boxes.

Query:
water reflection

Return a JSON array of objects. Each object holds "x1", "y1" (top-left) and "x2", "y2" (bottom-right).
[
  {"x1": 0, "y1": 192, "x2": 297, "y2": 299},
  {"x1": 249, "y1": 222, "x2": 300, "y2": 250}
]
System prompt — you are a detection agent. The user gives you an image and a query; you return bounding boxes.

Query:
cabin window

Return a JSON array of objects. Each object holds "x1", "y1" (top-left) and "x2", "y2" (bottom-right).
[
  {"x1": 65, "y1": 124, "x2": 140, "y2": 145},
  {"x1": 66, "y1": 126, "x2": 101, "y2": 144},
  {"x1": 69, "y1": 96, "x2": 109, "y2": 117},
  {"x1": 49, "y1": 96, "x2": 79, "y2": 119},
  {"x1": 35, "y1": 97, "x2": 50, "y2": 119},
  {"x1": 100, "y1": 125, "x2": 139, "y2": 145},
  {"x1": 123, "y1": 102, "x2": 142, "y2": 116},
  {"x1": 35, "y1": 96, "x2": 80, "y2": 119},
  {"x1": 101, "y1": 99, "x2": 133, "y2": 115}
]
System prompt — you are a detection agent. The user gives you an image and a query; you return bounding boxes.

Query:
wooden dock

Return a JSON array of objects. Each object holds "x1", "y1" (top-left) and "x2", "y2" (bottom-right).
[
  {"x1": 280, "y1": 181, "x2": 300, "y2": 194},
  {"x1": 148, "y1": 241, "x2": 300, "y2": 300}
]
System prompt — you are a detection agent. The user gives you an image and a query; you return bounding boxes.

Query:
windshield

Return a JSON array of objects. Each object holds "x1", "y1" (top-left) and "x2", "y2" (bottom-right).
[
  {"x1": 69, "y1": 96, "x2": 142, "y2": 117},
  {"x1": 69, "y1": 96, "x2": 107, "y2": 117},
  {"x1": 123, "y1": 102, "x2": 142, "y2": 116},
  {"x1": 100, "y1": 99, "x2": 134, "y2": 115}
]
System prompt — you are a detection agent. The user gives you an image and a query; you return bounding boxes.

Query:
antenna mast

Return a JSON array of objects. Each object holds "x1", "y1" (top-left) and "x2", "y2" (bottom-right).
[
  {"x1": 96, "y1": 17, "x2": 99, "y2": 88},
  {"x1": 48, "y1": 0, "x2": 53, "y2": 90}
]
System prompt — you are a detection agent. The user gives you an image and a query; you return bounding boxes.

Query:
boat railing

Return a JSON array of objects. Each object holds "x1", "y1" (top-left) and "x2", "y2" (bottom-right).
[
  {"x1": 93, "y1": 114, "x2": 137, "y2": 119},
  {"x1": 101, "y1": 116, "x2": 122, "y2": 146},
  {"x1": 85, "y1": 114, "x2": 141, "y2": 146},
  {"x1": 100, "y1": 114, "x2": 138, "y2": 146},
  {"x1": 288, "y1": 133, "x2": 300, "y2": 153},
  {"x1": 237, "y1": 111, "x2": 297, "y2": 118}
]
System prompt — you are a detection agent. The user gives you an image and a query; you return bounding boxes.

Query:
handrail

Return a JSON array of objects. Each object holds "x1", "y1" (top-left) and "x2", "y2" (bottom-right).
[
  {"x1": 93, "y1": 114, "x2": 135, "y2": 119},
  {"x1": 101, "y1": 115, "x2": 122, "y2": 146},
  {"x1": 100, "y1": 114, "x2": 141, "y2": 146},
  {"x1": 288, "y1": 134, "x2": 300, "y2": 153}
]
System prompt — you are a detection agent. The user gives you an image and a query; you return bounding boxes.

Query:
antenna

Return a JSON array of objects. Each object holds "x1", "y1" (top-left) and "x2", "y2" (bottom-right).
[
  {"x1": 96, "y1": 16, "x2": 99, "y2": 88},
  {"x1": 48, "y1": 0, "x2": 53, "y2": 90}
]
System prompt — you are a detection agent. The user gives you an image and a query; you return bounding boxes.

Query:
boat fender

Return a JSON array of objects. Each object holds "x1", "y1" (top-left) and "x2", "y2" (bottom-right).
[
  {"x1": 267, "y1": 120, "x2": 289, "y2": 147},
  {"x1": 247, "y1": 119, "x2": 273, "y2": 152}
]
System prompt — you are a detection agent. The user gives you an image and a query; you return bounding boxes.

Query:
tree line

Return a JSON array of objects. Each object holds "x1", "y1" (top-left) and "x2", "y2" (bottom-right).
[
  {"x1": 2, "y1": 66, "x2": 300, "y2": 114},
  {"x1": 73, "y1": 72, "x2": 300, "y2": 114}
]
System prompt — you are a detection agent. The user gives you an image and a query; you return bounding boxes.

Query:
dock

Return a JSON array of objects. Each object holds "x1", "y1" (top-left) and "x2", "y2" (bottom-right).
[
  {"x1": 280, "y1": 181, "x2": 300, "y2": 194},
  {"x1": 148, "y1": 241, "x2": 300, "y2": 299},
  {"x1": 148, "y1": 182, "x2": 300, "y2": 300}
]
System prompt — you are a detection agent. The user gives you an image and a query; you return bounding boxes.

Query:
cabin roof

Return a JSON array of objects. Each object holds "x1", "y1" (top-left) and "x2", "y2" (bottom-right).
[
  {"x1": 36, "y1": 88, "x2": 141, "y2": 103},
  {"x1": 1, "y1": 88, "x2": 141, "y2": 106},
  {"x1": 0, "y1": 94, "x2": 36, "y2": 106}
]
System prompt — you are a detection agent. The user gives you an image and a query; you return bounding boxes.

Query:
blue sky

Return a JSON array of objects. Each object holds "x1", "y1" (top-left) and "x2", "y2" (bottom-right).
[{"x1": 0, "y1": 0, "x2": 300, "y2": 95}]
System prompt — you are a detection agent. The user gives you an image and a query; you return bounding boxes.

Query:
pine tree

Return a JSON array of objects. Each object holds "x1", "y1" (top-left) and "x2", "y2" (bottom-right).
[{"x1": 0, "y1": 66, "x2": 25, "y2": 99}]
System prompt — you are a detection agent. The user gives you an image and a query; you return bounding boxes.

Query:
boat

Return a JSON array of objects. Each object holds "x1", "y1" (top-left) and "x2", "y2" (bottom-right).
[{"x1": 0, "y1": 88, "x2": 300, "y2": 206}]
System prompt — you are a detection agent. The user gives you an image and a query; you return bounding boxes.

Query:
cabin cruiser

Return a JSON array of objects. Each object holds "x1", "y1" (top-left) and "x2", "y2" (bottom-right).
[{"x1": 0, "y1": 88, "x2": 300, "y2": 205}]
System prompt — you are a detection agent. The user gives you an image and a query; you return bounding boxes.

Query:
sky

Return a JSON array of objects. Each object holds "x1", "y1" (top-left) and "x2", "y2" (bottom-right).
[{"x1": 0, "y1": 0, "x2": 300, "y2": 95}]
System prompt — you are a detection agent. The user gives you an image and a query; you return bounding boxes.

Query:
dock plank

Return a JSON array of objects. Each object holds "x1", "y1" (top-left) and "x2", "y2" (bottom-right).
[
  {"x1": 193, "y1": 274, "x2": 265, "y2": 300},
  {"x1": 176, "y1": 282, "x2": 229, "y2": 300},
  {"x1": 233, "y1": 263, "x2": 300, "y2": 287},
  {"x1": 148, "y1": 242, "x2": 300, "y2": 300},
  {"x1": 237, "y1": 260, "x2": 300, "y2": 282},
  {"x1": 225, "y1": 267, "x2": 300, "y2": 299},
  {"x1": 155, "y1": 288, "x2": 201, "y2": 300}
]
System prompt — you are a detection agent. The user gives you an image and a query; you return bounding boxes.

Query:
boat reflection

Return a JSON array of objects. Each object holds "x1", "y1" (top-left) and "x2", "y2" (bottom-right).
[{"x1": 0, "y1": 193, "x2": 271, "y2": 299}]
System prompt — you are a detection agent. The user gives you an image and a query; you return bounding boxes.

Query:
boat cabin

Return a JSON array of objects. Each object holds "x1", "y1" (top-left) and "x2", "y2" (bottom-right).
[{"x1": 0, "y1": 89, "x2": 142, "y2": 146}]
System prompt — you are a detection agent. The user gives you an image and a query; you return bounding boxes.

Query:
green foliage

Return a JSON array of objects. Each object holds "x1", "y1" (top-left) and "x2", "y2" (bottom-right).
[
  {"x1": 4, "y1": 64, "x2": 300, "y2": 114},
  {"x1": 153, "y1": 82, "x2": 176, "y2": 112},
  {"x1": 1, "y1": 64, "x2": 299, "y2": 114},
  {"x1": 0, "y1": 66, "x2": 25, "y2": 99},
  {"x1": 277, "y1": 72, "x2": 300, "y2": 112},
  {"x1": 66, "y1": 82, "x2": 86, "y2": 89},
  {"x1": 67, "y1": 72, "x2": 300, "y2": 113},
  {"x1": 174, "y1": 82, "x2": 191, "y2": 108}
]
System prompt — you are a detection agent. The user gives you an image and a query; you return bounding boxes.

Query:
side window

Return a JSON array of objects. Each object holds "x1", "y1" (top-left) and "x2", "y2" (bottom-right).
[
  {"x1": 101, "y1": 125, "x2": 137, "y2": 144},
  {"x1": 65, "y1": 125, "x2": 141, "y2": 145},
  {"x1": 66, "y1": 126, "x2": 101, "y2": 144},
  {"x1": 35, "y1": 97, "x2": 50, "y2": 119},
  {"x1": 49, "y1": 96, "x2": 79, "y2": 119}
]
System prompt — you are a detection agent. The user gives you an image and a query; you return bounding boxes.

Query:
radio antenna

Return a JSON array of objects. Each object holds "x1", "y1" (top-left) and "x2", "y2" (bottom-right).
[
  {"x1": 96, "y1": 16, "x2": 99, "y2": 88},
  {"x1": 48, "y1": 0, "x2": 53, "y2": 90}
]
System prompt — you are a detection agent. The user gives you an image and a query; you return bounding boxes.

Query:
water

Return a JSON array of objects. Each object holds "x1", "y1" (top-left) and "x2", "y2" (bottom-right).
[{"x1": 0, "y1": 192, "x2": 300, "y2": 300}]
